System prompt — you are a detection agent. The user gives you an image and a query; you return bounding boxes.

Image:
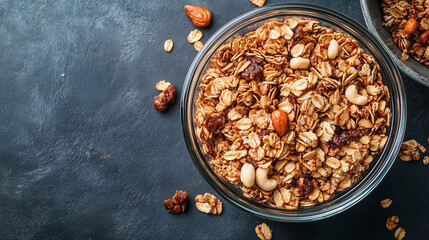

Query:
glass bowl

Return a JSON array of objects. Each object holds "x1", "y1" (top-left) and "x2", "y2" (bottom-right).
[{"x1": 181, "y1": 3, "x2": 406, "y2": 222}]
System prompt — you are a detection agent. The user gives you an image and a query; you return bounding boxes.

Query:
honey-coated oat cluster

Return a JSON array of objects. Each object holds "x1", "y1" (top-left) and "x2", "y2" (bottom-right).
[{"x1": 195, "y1": 19, "x2": 391, "y2": 209}]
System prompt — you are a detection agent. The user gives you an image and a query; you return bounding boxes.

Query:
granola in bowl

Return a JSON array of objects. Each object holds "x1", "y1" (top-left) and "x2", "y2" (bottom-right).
[
  {"x1": 381, "y1": 0, "x2": 429, "y2": 65},
  {"x1": 194, "y1": 19, "x2": 392, "y2": 209}
]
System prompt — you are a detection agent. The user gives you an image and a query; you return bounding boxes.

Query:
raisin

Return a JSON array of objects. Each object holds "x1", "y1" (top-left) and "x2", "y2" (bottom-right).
[
  {"x1": 204, "y1": 115, "x2": 224, "y2": 133},
  {"x1": 330, "y1": 129, "x2": 361, "y2": 149},
  {"x1": 163, "y1": 190, "x2": 188, "y2": 214},
  {"x1": 153, "y1": 85, "x2": 176, "y2": 112},
  {"x1": 246, "y1": 155, "x2": 258, "y2": 168},
  {"x1": 293, "y1": 24, "x2": 304, "y2": 40},
  {"x1": 241, "y1": 56, "x2": 263, "y2": 81},
  {"x1": 297, "y1": 174, "x2": 314, "y2": 196}
]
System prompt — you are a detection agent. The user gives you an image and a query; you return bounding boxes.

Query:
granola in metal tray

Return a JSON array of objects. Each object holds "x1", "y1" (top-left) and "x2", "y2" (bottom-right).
[
  {"x1": 381, "y1": 0, "x2": 429, "y2": 65},
  {"x1": 195, "y1": 19, "x2": 392, "y2": 209}
]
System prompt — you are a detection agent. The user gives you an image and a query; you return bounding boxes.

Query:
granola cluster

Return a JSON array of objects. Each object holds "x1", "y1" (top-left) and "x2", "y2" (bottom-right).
[
  {"x1": 381, "y1": 0, "x2": 429, "y2": 65},
  {"x1": 195, "y1": 19, "x2": 392, "y2": 209}
]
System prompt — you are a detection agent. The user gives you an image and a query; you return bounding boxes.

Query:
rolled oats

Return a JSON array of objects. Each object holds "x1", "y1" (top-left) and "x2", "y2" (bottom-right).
[
  {"x1": 423, "y1": 156, "x2": 429, "y2": 165},
  {"x1": 195, "y1": 193, "x2": 222, "y2": 214},
  {"x1": 195, "y1": 18, "x2": 391, "y2": 209},
  {"x1": 194, "y1": 41, "x2": 203, "y2": 52},
  {"x1": 188, "y1": 29, "x2": 203, "y2": 43},
  {"x1": 164, "y1": 39, "x2": 173, "y2": 52},
  {"x1": 394, "y1": 227, "x2": 406, "y2": 240},
  {"x1": 386, "y1": 215, "x2": 399, "y2": 230},
  {"x1": 250, "y1": 0, "x2": 266, "y2": 7},
  {"x1": 255, "y1": 223, "x2": 272, "y2": 240},
  {"x1": 155, "y1": 80, "x2": 171, "y2": 91},
  {"x1": 380, "y1": 198, "x2": 393, "y2": 208}
]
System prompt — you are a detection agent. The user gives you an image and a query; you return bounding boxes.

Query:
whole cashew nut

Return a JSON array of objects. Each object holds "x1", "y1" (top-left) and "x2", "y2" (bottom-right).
[
  {"x1": 345, "y1": 85, "x2": 369, "y2": 105},
  {"x1": 240, "y1": 163, "x2": 256, "y2": 188},
  {"x1": 256, "y1": 168, "x2": 277, "y2": 191}
]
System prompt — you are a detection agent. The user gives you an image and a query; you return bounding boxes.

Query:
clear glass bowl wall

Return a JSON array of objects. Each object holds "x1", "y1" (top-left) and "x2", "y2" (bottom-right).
[{"x1": 181, "y1": 4, "x2": 406, "y2": 222}]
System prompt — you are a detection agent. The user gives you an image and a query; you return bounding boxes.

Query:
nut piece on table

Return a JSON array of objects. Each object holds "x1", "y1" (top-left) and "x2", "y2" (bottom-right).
[
  {"x1": 394, "y1": 227, "x2": 406, "y2": 240},
  {"x1": 163, "y1": 190, "x2": 188, "y2": 213},
  {"x1": 386, "y1": 215, "x2": 399, "y2": 230},
  {"x1": 194, "y1": 41, "x2": 203, "y2": 52},
  {"x1": 164, "y1": 39, "x2": 174, "y2": 52},
  {"x1": 153, "y1": 84, "x2": 176, "y2": 112},
  {"x1": 380, "y1": 198, "x2": 393, "y2": 208},
  {"x1": 255, "y1": 223, "x2": 272, "y2": 240},
  {"x1": 250, "y1": 0, "x2": 266, "y2": 7},
  {"x1": 184, "y1": 5, "x2": 211, "y2": 28},
  {"x1": 195, "y1": 193, "x2": 222, "y2": 214},
  {"x1": 187, "y1": 29, "x2": 203, "y2": 43}
]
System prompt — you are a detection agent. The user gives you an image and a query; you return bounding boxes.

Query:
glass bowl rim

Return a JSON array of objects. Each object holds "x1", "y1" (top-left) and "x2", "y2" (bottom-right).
[{"x1": 181, "y1": 3, "x2": 406, "y2": 222}]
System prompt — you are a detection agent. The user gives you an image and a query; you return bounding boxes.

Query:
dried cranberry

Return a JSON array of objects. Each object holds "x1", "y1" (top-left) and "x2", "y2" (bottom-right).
[
  {"x1": 330, "y1": 129, "x2": 361, "y2": 149},
  {"x1": 293, "y1": 24, "x2": 304, "y2": 40},
  {"x1": 246, "y1": 155, "x2": 258, "y2": 168},
  {"x1": 164, "y1": 190, "x2": 188, "y2": 214},
  {"x1": 297, "y1": 174, "x2": 314, "y2": 196},
  {"x1": 204, "y1": 115, "x2": 224, "y2": 133},
  {"x1": 153, "y1": 85, "x2": 176, "y2": 112}
]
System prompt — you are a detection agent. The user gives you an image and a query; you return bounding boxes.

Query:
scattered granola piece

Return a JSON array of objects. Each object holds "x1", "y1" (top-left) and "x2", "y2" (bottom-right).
[
  {"x1": 427, "y1": 138, "x2": 429, "y2": 145},
  {"x1": 423, "y1": 156, "x2": 429, "y2": 166},
  {"x1": 163, "y1": 190, "x2": 188, "y2": 213},
  {"x1": 187, "y1": 29, "x2": 203, "y2": 43},
  {"x1": 380, "y1": 198, "x2": 393, "y2": 208},
  {"x1": 195, "y1": 193, "x2": 222, "y2": 214},
  {"x1": 399, "y1": 140, "x2": 423, "y2": 161},
  {"x1": 153, "y1": 84, "x2": 176, "y2": 112},
  {"x1": 61, "y1": 74, "x2": 66, "y2": 77},
  {"x1": 386, "y1": 215, "x2": 399, "y2": 231},
  {"x1": 155, "y1": 80, "x2": 171, "y2": 91},
  {"x1": 250, "y1": 0, "x2": 266, "y2": 7},
  {"x1": 164, "y1": 39, "x2": 174, "y2": 52},
  {"x1": 255, "y1": 223, "x2": 272, "y2": 240},
  {"x1": 194, "y1": 41, "x2": 203, "y2": 51},
  {"x1": 394, "y1": 227, "x2": 406, "y2": 240}
]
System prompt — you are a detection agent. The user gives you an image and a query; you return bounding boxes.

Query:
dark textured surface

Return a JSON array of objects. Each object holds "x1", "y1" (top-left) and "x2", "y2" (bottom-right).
[{"x1": 0, "y1": 0, "x2": 428, "y2": 239}]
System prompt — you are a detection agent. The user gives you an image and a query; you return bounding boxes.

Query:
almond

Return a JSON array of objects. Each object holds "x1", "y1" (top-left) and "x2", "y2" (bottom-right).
[
  {"x1": 271, "y1": 110, "x2": 288, "y2": 137},
  {"x1": 184, "y1": 5, "x2": 212, "y2": 28}
]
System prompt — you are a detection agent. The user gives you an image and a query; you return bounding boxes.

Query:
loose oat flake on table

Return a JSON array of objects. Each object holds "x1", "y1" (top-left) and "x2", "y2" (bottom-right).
[
  {"x1": 250, "y1": 0, "x2": 266, "y2": 7},
  {"x1": 195, "y1": 193, "x2": 223, "y2": 214},
  {"x1": 394, "y1": 227, "x2": 406, "y2": 240},
  {"x1": 195, "y1": 18, "x2": 392, "y2": 209},
  {"x1": 188, "y1": 29, "x2": 203, "y2": 43},
  {"x1": 380, "y1": 198, "x2": 393, "y2": 208},
  {"x1": 255, "y1": 223, "x2": 272, "y2": 240},
  {"x1": 164, "y1": 39, "x2": 174, "y2": 52},
  {"x1": 381, "y1": 0, "x2": 429, "y2": 65}
]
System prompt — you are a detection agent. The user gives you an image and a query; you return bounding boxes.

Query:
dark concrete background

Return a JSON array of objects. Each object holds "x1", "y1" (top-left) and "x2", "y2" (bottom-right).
[{"x1": 0, "y1": 0, "x2": 428, "y2": 239}]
